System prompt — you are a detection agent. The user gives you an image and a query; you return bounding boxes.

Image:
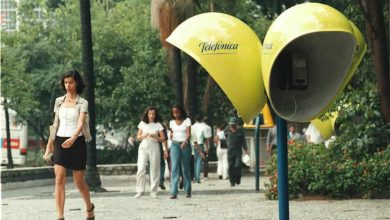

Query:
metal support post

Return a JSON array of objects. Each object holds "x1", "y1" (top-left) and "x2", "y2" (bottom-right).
[
  {"x1": 277, "y1": 116, "x2": 289, "y2": 220},
  {"x1": 254, "y1": 115, "x2": 261, "y2": 191}
]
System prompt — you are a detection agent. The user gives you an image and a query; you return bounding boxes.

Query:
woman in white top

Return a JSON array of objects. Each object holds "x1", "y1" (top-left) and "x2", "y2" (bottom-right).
[
  {"x1": 215, "y1": 123, "x2": 229, "y2": 180},
  {"x1": 43, "y1": 70, "x2": 95, "y2": 220},
  {"x1": 134, "y1": 107, "x2": 166, "y2": 198},
  {"x1": 169, "y1": 104, "x2": 192, "y2": 199}
]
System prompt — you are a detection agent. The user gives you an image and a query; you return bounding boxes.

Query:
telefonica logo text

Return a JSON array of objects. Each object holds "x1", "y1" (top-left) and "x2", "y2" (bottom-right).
[{"x1": 199, "y1": 42, "x2": 239, "y2": 54}]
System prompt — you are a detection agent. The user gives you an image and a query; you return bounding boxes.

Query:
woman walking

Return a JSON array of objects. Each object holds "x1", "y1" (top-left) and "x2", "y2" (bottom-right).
[
  {"x1": 215, "y1": 123, "x2": 228, "y2": 180},
  {"x1": 134, "y1": 107, "x2": 167, "y2": 198},
  {"x1": 169, "y1": 104, "x2": 192, "y2": 199},
  {"x1": 43, "y1": 70, "x2": 95, "y2": 220}
]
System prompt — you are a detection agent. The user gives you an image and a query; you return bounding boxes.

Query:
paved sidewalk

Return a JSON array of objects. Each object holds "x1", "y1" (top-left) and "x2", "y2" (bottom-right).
[{"x1": 2, "y1": 173, "x2": 390, "y2": 220}]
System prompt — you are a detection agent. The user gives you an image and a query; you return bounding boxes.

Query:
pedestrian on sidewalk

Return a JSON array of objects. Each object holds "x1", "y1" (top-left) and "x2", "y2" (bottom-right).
[
  {"x1": 191, "y1": 114, "x2": 206, "y2": 183},
  {"x1": 169, "y1": 104, "x2": 192, "y2": 199},
  {"x1": 159, "y1": 122, "x2": 169, "y2": 190},
  {"x1": 224, "y1": 117, "x2": 248, "y2": 187},
  {"x1": 43, "y1": 69, "x2": 95, "y2": 220},
  {"x1": 266, "y1": 125, "x2": 277, "y2": 155},
  {"x1": 215, "y1": 123, "x2": 228, "y2": 180},
  {"x1": 201, "y1": 117, "x2": 212, "y2": 180},
  {"x1": 305, "y1": 123, "x2": 324, "y2": 144},
  {"x1": 134, "y1": 107, "x2": 166, "y2": 198}
]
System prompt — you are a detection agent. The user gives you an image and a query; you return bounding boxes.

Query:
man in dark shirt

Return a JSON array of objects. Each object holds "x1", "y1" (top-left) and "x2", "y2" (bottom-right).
[{"x1": 224, "y1": 117, "x2": 248, "y2": 186}]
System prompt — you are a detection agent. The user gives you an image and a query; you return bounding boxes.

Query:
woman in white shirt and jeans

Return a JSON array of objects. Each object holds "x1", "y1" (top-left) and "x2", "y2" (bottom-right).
[
  {"x1": 135, "y1": 107, "x2": 166, "y2": 198},
  {"x1": 169, "y1": 104, "x2": 192, "y2": 199}
]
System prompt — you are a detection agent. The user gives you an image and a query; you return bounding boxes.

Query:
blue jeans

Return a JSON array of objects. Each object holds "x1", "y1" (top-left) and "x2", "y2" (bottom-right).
[
  {"x1": 170, "y1": 141, "x2": 192, "y2": 196},
  {"x1": 193, "y1": 144, "x2": 204, "y2": 183}
]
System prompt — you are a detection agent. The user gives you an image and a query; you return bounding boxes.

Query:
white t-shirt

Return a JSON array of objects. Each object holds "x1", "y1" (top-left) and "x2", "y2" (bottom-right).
[
  {"x1": 138, "y1": 121, "x2": 163, "y2": 142},
  {"x1": 305, "y1": 123, "x2": 323, "y2": 144},
  {"x1": 191, "y1": 122, "x2": 205, "y2": 145},
  {"x1": 201, "y1": 122, "x2": 212, "y2": 139},
  {"x1": 217, "y1": 130, "x2": 226, "y2": 140},
  {"x1": 216, "y1": 130, "x2": 226, "y2": 148},
  {"x1": 169, "y1": 118, "x2": 191, "y2": 142}
]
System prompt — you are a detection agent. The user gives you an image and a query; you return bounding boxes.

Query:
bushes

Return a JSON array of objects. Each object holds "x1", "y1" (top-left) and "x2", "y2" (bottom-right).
[
  {"x1": 97, "y1": 147, "x2": 138, "y2": 164},
  {"x1": 265, "y1": 141, "x2": 390, "y2": 199}
]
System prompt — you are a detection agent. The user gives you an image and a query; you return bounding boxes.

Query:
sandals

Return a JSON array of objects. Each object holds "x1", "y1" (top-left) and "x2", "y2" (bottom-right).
[
  {"x1": 86, "y1": 203, "x2": 95, "y2": 220},
  {"x1": 56, "y1": 203, "x2": 94, "y2": 220}
]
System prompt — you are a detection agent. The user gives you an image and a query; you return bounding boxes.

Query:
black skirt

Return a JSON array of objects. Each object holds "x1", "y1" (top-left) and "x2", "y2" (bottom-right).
[{"x1": 53, "y1": 136, "x2": 87, "y2": 170}]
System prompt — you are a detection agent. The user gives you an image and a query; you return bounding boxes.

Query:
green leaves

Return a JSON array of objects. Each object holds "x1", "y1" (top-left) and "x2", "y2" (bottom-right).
[{"x1": 2, "y1": 0, "x2": 174, "y2": 139}]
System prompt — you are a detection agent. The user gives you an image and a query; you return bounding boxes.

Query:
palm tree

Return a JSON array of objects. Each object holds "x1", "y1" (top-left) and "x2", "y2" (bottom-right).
[
  {"x1": 151, "y1": 0, "x2": 197, "y2": 109},
  {"x1": 79, "y1": 0, "x2": 104, "y2": 192},
  {"x1": 185, "y1": 55, "x2": 197, "y2": 118}
]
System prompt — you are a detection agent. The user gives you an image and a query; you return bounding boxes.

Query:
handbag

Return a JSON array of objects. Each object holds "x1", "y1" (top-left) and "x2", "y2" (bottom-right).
[
  {"x1": 220, "y1": 139, "x2": 228, "y2": 149},
  {"x1": 241, "y1": 153, "x2": 250, "y2": 166},
  {"x1": 43, "y1": 153, "x2": 54, "y2": 166}
]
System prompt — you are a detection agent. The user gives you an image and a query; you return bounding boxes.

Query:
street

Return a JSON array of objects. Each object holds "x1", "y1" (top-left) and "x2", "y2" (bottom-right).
[{"x1": 2, "y1": 173, "x2": 390, "y2": 220}]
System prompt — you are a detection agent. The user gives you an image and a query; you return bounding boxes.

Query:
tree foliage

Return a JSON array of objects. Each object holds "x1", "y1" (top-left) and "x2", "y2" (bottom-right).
[
  {"x1": 1, "y1": 0, "x2": 174, "y2": 141},
  {"x1": 2, "y1": 0, "x2": 388, "y2": 182}
]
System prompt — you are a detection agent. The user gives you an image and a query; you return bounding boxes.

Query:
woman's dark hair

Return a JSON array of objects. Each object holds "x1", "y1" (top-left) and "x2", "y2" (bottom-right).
[
  {"x1": 170, "y1": 104, "x2": 187, "y2": 120},
  {"x1": 61, "y1": 69, "x2": 85, "y2": 94},
  {"x1": 195, "y1": 113, "x2": 203, "y2": 122},
  {"x1": 142, "y1": 107, "x2": 162, "y2": 123},
  {"x1": 217, "y1": 123, "x2": 226, "y2": 130}
]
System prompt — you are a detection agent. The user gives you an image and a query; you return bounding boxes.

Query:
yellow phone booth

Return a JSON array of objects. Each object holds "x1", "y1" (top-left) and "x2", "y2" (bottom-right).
[
  {"x1": 166, "y1": 3, "x2": 366, "y2": 220},
  {"x1": 311, "y1": 112, "x2": 338, "y2": 141},
  {"x1": 261, "y1": 3, "x2": 366, "y2": 219},
  {"x1": 166, "y1": 12, "x2": 266, "y2": 123},
  {"x1": 262, "y1": 3, "x2": 366, "y2": 123},
  {"x1": 243, "y1": 103, "x2": 274, "y2": 129}
]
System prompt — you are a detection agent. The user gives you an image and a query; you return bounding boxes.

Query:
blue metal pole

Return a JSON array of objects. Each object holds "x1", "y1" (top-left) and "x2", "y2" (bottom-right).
[
  {"x1": 277, "y1": 116, "x2": 289, "y2": 220},
  {"x1": 254, "y1": 115, "x2": 261, "y2": 191}
]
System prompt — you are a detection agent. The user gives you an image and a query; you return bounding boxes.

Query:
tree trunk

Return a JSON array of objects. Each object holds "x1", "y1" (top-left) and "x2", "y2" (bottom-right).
[
  {"x1": 186, "y1": 55, "x2": 197, "y2": 119},
  {"x1": 171, "y1": 46, "x2": 183, "y2": 106},
  {"x1": 79, "y1": 0, "x2": 104, "y2": 192},
  {"x1": 360, "y1": 0, "x2": 390, "y2": 124},
  {"x1": 4, "y1": 98, "x2": 14, "y2": 169},
  {"x1": 201, "y1": 0, "x2": 216, "y2": 116},
  {"x1": 183, "y1": 62, "x2": 188, "y2": 112},
  {"x1": 202, "y1": 76, "x2": 215, "y2": 115}
]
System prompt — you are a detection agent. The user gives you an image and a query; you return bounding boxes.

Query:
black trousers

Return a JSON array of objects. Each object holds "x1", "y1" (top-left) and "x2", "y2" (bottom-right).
[
  {"x1": 203, "y1": 154, "x2": 209, "y2": 178},
  {"x1": 228, "y1": 155, "x2": 242, "y2": 184},
  {"x1": 190, "y1": 155, "x2": 194, "y2": 180},
  {"x1": 159, "y1": 145, "x2": 165, "y2": 185}
]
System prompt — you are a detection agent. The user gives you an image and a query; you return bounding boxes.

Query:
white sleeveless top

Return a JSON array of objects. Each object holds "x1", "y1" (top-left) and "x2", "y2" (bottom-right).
[{"x1": 56, "y1": 107, "x2": 81, "y2": 137}]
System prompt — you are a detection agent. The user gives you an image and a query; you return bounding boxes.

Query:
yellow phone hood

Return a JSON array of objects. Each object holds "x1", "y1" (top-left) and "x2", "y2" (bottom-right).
[
  {"x1": 311, "y1": 112, "x2": 338, "y2": 140},
  {"x1": 166, "y1": 12, "x2": 266, "y2": 123},
  {"x1": 262, "y1": 3, "x2": 365, "y2": 122},
  {"x1": 339, "y1": 21, "x2": 367, "y2": 92}
]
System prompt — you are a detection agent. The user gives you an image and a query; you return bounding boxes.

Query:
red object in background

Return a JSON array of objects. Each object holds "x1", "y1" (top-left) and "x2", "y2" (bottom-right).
[
  {"x1": 288, "y1": 139, "x2": 296, "y2": 146},
  {"x1": 28, "y1": 139, "x2": 36, "y2": 150},
  {"x1": 2, "y1": 138, "x2": 20, "y2": 149},
  {"x1": 20, "y1": 148, "x2": 27, "y2": 155}
]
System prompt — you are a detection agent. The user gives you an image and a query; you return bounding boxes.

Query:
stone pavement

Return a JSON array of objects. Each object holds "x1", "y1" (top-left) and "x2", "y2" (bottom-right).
[{"x1": 2, "y1": 173, "x2": 390, "y2": 220}]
